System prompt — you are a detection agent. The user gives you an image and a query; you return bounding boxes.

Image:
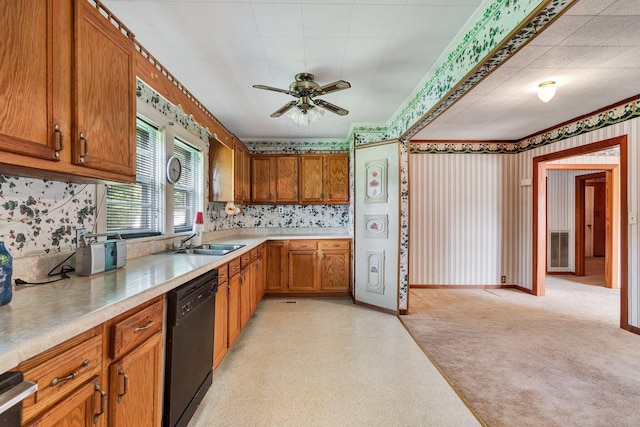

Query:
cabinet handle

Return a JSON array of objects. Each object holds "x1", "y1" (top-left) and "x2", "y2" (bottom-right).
[
  {"x1": 53, "y1": 124, "x2": 64, "y2": 157},
  {"x1": 79, "y1": 132, "x2": 89, "y2": 164},
  {"x1": 50, "y1": 359, "x2": 90, "y2": 386},
  {"x1": 133, "y1": 317, "x2": 154, "y2": 333},
  {"x1": 93, "y1": 380, "x2": 107, "y2": 424},
  {"x1": 117, "y1": 367, "x2": 129, "y2": 403}
]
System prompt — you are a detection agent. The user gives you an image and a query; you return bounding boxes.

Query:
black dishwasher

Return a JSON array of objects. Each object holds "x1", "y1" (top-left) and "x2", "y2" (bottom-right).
[{"x1": 164, "y1": 269, "x2": 218, "y2": 427}]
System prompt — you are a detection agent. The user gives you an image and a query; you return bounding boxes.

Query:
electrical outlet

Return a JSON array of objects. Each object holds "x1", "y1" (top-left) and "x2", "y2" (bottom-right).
[
  {"x1": 278, "y1": 207, "x2": 284, "y2": 214},
  {"x1": 501, "y1": 275, "x2": 507, "y2": 284},
  {"x1": 76, "y1": 228, "x2": 86, "y2": 247}
]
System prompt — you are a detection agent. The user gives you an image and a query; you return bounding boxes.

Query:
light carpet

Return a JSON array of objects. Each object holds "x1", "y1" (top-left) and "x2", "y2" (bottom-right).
[{"x1": 401, "y1": 271, "x2": 640, "y2": 426}]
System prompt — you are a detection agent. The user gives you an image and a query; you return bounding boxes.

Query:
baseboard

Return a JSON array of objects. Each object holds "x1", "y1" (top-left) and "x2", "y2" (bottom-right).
[
  {"x1": 547, "y1": 271, "x2": 574, "y2": 275},
  {"x1": 410, "y1": 284, "x2": 532, "y2": 294},
  {"x1": 353, "y1": 299, "x2": 397, "y2": 316},
  {"x1": 627, "y1": 324, "x2": 640, "y2": 335}
]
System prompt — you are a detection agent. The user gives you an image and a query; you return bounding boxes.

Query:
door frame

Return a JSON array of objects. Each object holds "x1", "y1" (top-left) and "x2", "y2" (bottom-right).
[
  {"x1": 532, "y1": 135, "x2": 627, "y2": 329},
  {"x1": 574, "y1": 171, "x2": 618, "y2": 288}
]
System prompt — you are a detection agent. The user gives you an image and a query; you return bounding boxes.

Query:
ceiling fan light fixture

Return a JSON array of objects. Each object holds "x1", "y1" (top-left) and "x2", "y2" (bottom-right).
[
  {"x1": 537, "y1": 81, "x2": 556, "y2": 103},
  {"x1": 290, "y1": 103, "x2": 324, "y2": 126}
]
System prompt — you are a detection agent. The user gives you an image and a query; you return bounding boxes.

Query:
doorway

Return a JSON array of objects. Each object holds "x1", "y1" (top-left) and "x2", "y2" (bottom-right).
[{"x1": 533, "y1": 135, "x2": 628, "y2": 329}]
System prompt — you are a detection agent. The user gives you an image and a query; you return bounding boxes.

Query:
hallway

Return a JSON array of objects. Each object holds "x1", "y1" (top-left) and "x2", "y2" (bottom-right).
[{"x1": 189, "y1": 298, "x2": 481, "y2": 426}]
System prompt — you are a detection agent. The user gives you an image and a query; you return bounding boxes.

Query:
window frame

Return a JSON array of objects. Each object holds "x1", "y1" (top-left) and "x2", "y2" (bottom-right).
[{"x1": 100, "y1": 99, "x2": 208, "y2": 239}]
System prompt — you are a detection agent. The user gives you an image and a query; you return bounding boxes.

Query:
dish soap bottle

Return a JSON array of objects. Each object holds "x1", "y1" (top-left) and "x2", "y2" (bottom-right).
[
  {"x1": 192, "y1": 212, "x2": 204, "y2": 247},
  {"x1": 0, "y1": 242, "x2": 13, "y2": 306}
]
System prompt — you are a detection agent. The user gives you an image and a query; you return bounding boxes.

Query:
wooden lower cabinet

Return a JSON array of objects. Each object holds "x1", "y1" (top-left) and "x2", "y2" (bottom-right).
[
  {"x1": 108, "y1": 334, "x2": 162, "y2": 427},
  {"x1": 288, "y1": 250, "x2": 318, "y2": 291},
  {"x1": 319, "y1": 241, "x2": 351, "y2": 292},
  {"x1": 266, "y1": 239, "x2": 352, "y2": 294},
  {"x1": 264, "y1": 241, "x2": 287, "y2": 292},
  {"x1": 18, "y1": 298, "x2": 163, "y2": 427},
  {"x1": 213, "y1": 264, "x2": 229, "y2": 370},
  {"x1": 239, "y1": 266, "x2": 252, "y2": 329},
  {"x1": 227, "y1": 270, "x2": 241, "y2": 348},
  {"x1": 26, "y1": 376, "x2": 107, "y2": 427}
]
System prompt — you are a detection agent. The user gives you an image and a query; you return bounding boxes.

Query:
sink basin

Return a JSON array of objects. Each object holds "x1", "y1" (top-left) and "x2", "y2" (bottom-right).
[{"x1": 154, "y1": 243, "x2": 245, "y2": 256}]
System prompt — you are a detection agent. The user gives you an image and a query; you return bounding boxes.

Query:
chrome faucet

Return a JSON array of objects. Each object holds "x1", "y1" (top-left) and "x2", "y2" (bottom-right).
[{"x1": 175, "y1": 233, "x2": 197, "y2": 252}]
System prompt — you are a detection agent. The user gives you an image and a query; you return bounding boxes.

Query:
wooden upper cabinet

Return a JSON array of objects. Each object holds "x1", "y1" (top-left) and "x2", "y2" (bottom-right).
[
  {"x1": 276, "y1": 156, "x2": 299, "y2": 202},
  {"x1": 0, "y1": 1, "x2": 65, "y2": 162},
  {"x1": 73, "y1": 0, "x2": 136, "y2": 178},
  {"x1": 300, "y1": 155, "x2": 324, "y2": 203},
  {"x1": 300, "y1": 154, "x2": 349, "y2": 204},
  {"x1": 324, "y1": 154, "x2": 350, "y2": 203},
  {"x1": 251, "y1": 156, "x2": 276, "y2": 203},
  {"x1": 251, "y1": 156, "x2": 299, "y2": 203},
  {"x1": 234, "y1": 141, "x2": 250, "y2": 204},
  {"x1": 0, "y1": 0, "x2": 136, "y2": 183}
]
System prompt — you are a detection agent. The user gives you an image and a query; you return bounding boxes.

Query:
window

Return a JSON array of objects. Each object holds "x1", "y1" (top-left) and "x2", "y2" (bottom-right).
[
  {"x1": 105, "y1": 104, "x2": 206, "y2": 239},
  {"x1": 173, "y1": 138, "x2": 202, "y2": 232},
  {"x1": 106, "y1": 117, "x2": 161, "y2": 237}
]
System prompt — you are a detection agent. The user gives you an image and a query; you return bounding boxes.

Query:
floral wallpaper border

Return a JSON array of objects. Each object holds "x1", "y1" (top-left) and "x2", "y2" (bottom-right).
[{"x1": 410, "y1": 97, "x2": 640, "y2": 155}]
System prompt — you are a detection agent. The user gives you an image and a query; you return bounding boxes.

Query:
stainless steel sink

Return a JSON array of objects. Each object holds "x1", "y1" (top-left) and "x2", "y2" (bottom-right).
[{"x1": 154, "y1": 243, "x2": 245, "y2": 256}]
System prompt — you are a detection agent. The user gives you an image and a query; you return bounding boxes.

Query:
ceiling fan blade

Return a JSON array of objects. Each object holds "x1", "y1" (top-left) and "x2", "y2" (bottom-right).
[
  {"x1": 253, "y1": 84, "x2": 299, "y2": 97},
  {"x1": 270, "y1": 101, "x2": 298, "y2": 118},
  {"x1": 313, "y1": 99, "x2": 349, "y2": 116},
  {"x1": 314, "y1": 80, "x2": 351, "y2": 96}
]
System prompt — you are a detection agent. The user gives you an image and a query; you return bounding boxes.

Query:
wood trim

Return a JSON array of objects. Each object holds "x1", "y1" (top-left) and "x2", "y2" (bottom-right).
[
  {"x1": 410, "y1": 284, "x2": 531, "y2": 293},
  {"x1": 574, "y1": 172, "x2": 607, "y2": 277},
  {"x1": 546, "y1": 163, "x2": 617, "y2": 171},
  {"x1": 532, "y1": 135, "x2": 628, "y2": 330},
  {"x1": 353, "y1": 299, "x2": 398, "y2": 316}
]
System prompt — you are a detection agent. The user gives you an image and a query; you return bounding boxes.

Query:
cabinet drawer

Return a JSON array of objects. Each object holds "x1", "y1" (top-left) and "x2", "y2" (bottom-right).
[
  {"x1": 111, "y1": 299, "x2": 163, "y2": 359},
  {"x1": 289, "y1": 240, "x2": 318, "y2": 250},
  {"x1": 217, "y1": 263, "x2": 228, "y2": 283},
  {"x1": 250, "y1": 248, "x2": 259, "y2": 262},
  {"x1": 240, "y1": 251, "x2": 252, "y2": 269},
  {"x1": 320, "y1": 240, "x2": 350, "y2": 250},
  {"x1": 229, "y1": 257, "x2": 241, "y2": 277},
  {"x1": 21, "y1": 333, "x2": 103, "y2": 423}
]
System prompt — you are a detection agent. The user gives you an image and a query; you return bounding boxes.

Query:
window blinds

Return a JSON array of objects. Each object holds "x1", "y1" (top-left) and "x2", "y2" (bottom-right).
[
  {"x1": 173, "y1": 138, "x2": 201, "y2": 232},
  {"x1": 106, "y1": 118, "x2": 160, "y2": 236}
]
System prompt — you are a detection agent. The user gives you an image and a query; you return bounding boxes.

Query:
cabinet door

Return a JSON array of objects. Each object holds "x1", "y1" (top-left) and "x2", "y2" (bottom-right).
[
  {"x1": 288, "y1": 251, "x2": 318, "y2": 291},
  {"x1": 0, "y1": 1, "x2": 64, "y2": 161},
  {"x1": 26, "y1": 377, "x2": 107, "y2": 427},
  {"x1": 233, "y1": 144, "x2": 243, "y2": 203},
  {"x1": 320, "y1": 250, "x2": 351, "y2": 291},
  {"x1": 276, "y1": 156, "x2": 299, "y2": 202},
  {"x1": 251, "y1": 156, "x2": 276, "y2": 203},
  {"x1": 254, "y1": 256, "x2": 264, "y2": 306},
  {"x1": 240, "y1": 267, "x2": 252, "y2": 329},
  {"x1": 264, "y1": 241, "x2": 287, "y2": 292},
  {"x1": 324, "y1": 155, "x2": 350, "y2": 203},
  {"x1": 300, "y1": 156, "x2": 324, "y2": 203},
  {"x1": 227, "y1": 273, "x2": 241, "y2": 347},
  {"x1": 213, "y1": 281, "x2": 228, "y2": 369},
  {"x1": 109, "y1": 333, "x2": 162, "y2": 427},
  {"x1": 242, "y1": 147, "x2": 251, "y2": 203},
  {"x1": 73, "y1": 0, "x2": 136, "y2": 178}
]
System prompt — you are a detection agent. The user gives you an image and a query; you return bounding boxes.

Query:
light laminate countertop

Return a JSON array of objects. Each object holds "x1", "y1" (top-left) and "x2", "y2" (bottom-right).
[{"x1": 0, "y1": 232, "x2": 352, "y2": 374}]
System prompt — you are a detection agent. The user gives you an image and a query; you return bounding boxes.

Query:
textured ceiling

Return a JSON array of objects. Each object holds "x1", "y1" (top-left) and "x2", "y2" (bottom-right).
[{"x1": 102, "y1": 0, "x2": 640, "y2": 143}]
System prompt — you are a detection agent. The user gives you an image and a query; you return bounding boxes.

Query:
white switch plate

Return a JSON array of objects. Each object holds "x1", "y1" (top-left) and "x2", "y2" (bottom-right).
[{"x1": 629, "y1": 212, "x2": 637, "y2": 224}]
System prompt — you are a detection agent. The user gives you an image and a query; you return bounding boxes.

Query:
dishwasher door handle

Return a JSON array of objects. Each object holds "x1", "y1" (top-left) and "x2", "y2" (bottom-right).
[{"x1": 0, "y1": 380, "x2": 38, "y2": 415}]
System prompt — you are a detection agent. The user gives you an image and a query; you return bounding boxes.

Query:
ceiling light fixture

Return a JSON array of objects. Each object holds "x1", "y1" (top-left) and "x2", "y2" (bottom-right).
[
  {"x1": 537, "y1": 81, "x2": 556, "y2": 103},
  {"x1": 289, "y1": 97, "x2": 324, "y2": 126}
]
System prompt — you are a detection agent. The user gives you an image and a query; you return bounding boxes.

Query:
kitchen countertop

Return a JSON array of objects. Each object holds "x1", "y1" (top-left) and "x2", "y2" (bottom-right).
[{"x1": 0, "y1": 232, "x2": 352, "y2": 374}]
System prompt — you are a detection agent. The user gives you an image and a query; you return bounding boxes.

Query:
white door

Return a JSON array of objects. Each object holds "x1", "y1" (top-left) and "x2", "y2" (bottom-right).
[{"x1": 354, "y1": 141, "x2": 399, "y2": 312}]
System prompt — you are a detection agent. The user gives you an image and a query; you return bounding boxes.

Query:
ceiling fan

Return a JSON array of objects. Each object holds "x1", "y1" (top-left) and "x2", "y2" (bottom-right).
[{"x1": 253, "y1": 72, "x2": 351, "y2": 119}]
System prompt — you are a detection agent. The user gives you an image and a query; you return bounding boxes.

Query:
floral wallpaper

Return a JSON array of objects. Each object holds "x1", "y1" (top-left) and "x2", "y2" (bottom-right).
[{"x1": 0, "y1": 176, "x2": 96, "y2": 256}]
